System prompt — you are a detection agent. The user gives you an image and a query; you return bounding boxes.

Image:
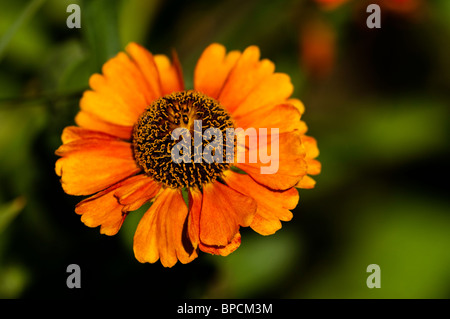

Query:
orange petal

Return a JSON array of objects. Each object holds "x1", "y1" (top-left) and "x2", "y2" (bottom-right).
[
  {"x1": 306, "y1": 159, "x2": 322, "y2": 175},
  {"x1": 113, "y1": 174, "x2": 161, "y2": 212},
  {"x1": 133, "y1": 198, "x2": 159, "y2": 264},
  {"x1": 218, "y1": 46, "x2": 275, "y2": 114},
  {"x1": 249, "y1": 214, "x2": 283, "y2": 236},
  {"x1": 187, "y1": 188, "x2": 202, "y2": 249},
  {"x1": 80, "y1": 51, "x2": 156, "y2": 126},
  {"x1": 224, "y1": 170, "x2": 299, "y2": 235},
  {"x1": 74, "y1": 175, "x2": 153, "y2": 236},
  {"x1": 75, "y1": 111, "x2": 132, "y2": 140},
  {"x1": 199, "y1": 232, "x2": 241, "y2": 256},
  {"x1": 154, "y1": 53, "x2": 184, "y2": 95},
  {"x1": 55, "y1": 137, "x2": 140, "y2": 195},
  {"x1": 60, "y1": 126, "x2": 116, "y2": 144},
  {"x1": 234, "y1": 103, "x2": 307, "y2": 134},
  {"x1": 194, "y1": 43, "x2": 241, "y2": 99},
  {"x1": 302, "y1": 135, "x2": 320, "y2": 159},
  {"x1": 125, "y1": 42, "x2": 162, "y2": 101},
  {"x1": 76, "y1": 190, "x2": 125, "y2": 236},
  {"x1": 300, "y1": 135, "x2": 321, "y2": 180},
  {"x1": 100, "y1": 52, "x2": 155, "y2": 106},
  {"x1": 200, "y1": 181, "x2": 256, "y2": 247},
  {"x1": 235, "y1": 131, "x2": 307, "y2": 190},
  {"x1": 189, "y1": 186, "x2": 242, "y2": 256},
  {"x1": 236, "y1": 163, "x2": 303, "y2": 190},
  {"x1": 133, "y1": 188, "x2": 197, "y2": 267},
  {"x1": 287, "y1": 98, "x2": 305, "y2": 115},
  {"x1": 231, "y1": 73, "x2": 294, "y2": 118},
  {"x1": 291, "y1": 135, "x2": 321, "y2": 188},
  {"x1": 295, "y1": 175, "x2": 316, "y2": 189},
  {"x1": 80, "y1": 90, "x2": 139, "y2": 127}
]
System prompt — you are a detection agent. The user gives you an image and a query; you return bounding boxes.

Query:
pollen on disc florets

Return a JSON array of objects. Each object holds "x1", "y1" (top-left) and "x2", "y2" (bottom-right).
[{"x1": 132, "y1": 90, "x2": 235, "y2": 189}]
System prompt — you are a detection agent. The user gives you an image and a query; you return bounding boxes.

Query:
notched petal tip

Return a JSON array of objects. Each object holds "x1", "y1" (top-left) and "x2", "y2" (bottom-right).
[
  {"x1": 133, "y1": 189, "x2": 198, "y2": 268},
  {"x1": 199, "y1": 232, "x2": 242, "y2": 256},
  {"x1": 295, "y1": 175, "x2": 317, "y2": 189}
]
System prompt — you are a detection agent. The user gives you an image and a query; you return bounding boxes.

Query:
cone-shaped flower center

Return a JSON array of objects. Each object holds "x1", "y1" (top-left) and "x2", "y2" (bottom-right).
[{"x1": 132, "y1": 90, "x2": 234, "y2": 189}]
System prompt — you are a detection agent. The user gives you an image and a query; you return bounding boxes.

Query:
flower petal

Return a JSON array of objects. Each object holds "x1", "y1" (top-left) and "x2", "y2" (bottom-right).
[
  {"x1": 133, "y1": 188, "x2": 197, "y2": 267},
  {"x1": 231, "y1": 72, "x2": 294, "y2": 118},
  {"x1": 75, "y1": 111, "x2": 132, "y2": 140},
  {"x1": 295, "y1": 175, "x2": 316, "y2": 189},
  {"x1": 75, "y1": 184, "x2": 126, "y2": 236},
  {"x1": 234, "y1": 103, "x2": 307, "y2": 134},
  {"x1": 100, "y1": 52, "x2": 155, "y2": 107},
  {"x1": 199, "y1": 232, "x2": 241, "y2": 256},
  {"x1": 187, "y1": 188, "x2": 242, "y2": 256},
  {"x1": 79, "y1": 90, "x2": 139, "y2": 127},
  {"x1": 113, "y1": 174, "x2": 161, "y2": 212},
  {"x1": 154, "y1": 53, "x2": 184, "y2": 95},
  {"x1": 55, "y1": 135, "x2": 140, "y2": 195},
  {"x1": 200, "y1": 182, "x2": 256, "y2": 246},
  {"x1": 288, "y1": 98, "x2": 305, "y2": 115},
  {"x1": 125, "y1": 42, "x2": 162, "y2": 101},
  {"x1": 235, "y1": 131, "x2": 307, "y2": 190},
  {"x1": 224, "y1": 170, "x2": 299, "y2": 235},
  {"x1": 200, "y1": 181, "x2": 256, "y2": 247},
  {"x1": 80, "y1": 51, "x2": 156, "y2": 126},
  {"x1": 306, "y1": 159, "x2": 322, "y2": 175},
  {"x1": 302, "y1": 135, "x2": 320, "y2": 159},
  {"x1": 60, "y1": 126, "x2": 116, "y2": 144},
  {"x1": 74, "y1": 174, "x2": 157, "y2": 236},
  {"x1": 218, "y1": 46, "x2": 275, "y2": 114},
  {"x1": 186, "y1": 188, "x2": 242, "y2": 256},
  {"x1": 296, "y1": 135, "x2": 321, "y2": 188},
  {"x1": 194, "y1": 43, "x2": 241, "y2": 99},
  {"x1": 187, "y1": 188, "x2": 202, "y2": 249}
]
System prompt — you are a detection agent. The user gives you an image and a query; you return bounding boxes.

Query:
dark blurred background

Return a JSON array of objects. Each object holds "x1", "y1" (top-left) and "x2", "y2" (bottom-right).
[{"x1": 0, "y1": 0, "x2": 449, "y2": 299}]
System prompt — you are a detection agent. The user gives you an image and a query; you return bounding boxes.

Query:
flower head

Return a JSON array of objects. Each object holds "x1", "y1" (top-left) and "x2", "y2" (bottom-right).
[{"x1": 55, "y1": 43, "x2": 321, "y2": 267}]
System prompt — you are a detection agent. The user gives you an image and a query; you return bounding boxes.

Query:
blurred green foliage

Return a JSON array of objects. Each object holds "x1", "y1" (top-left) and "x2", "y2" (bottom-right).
[{"x1": 0, "y1": 0, "x2": 449, "y2": 299}]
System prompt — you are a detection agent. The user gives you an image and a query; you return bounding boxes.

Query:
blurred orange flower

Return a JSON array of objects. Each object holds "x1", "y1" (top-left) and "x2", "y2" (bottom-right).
[
  {"x1": 314, "y1": 0, "x2": 350, "y2": 10},
  {"x1": 300, "y1": 18, "x2": 336, "y2": 79}
]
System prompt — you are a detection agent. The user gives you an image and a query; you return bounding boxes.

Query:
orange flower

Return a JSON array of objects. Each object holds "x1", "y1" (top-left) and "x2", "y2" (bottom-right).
[
  {"x1": 314, "y1": 0, "x2": 350, "y2": 10},
  {"x1": 300, "y1": 18, "x2": 336, "y2": 79},
  {"x1": 55, "y1": 43, "x2": 320, "y2": 267}
]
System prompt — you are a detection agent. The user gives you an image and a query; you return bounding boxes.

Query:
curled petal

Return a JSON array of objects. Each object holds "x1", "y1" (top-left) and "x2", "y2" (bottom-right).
[
  {"x1": 235, "y1": 131, "x2": 307, "y2": 190},
  {"x1": 75, "y1": 111, "x2": 132, "y2": 140},
  {"x1": 133, "y1": 188, "x2": 197, "y2": 267},
  {"x1": 199, "y1": 233, "x2": 242, "y2": 256},
  {"x1": 75, "y1": 174, "x2": 158, "y2": 236},
  {"x1": 234, "y1": 103, "x2": 307, "y2": 134},
  {"x1": 224, "y1": 170, "x2": 299, "y2": 235},
  {"x1": 295, "y1": 175, "x2": 317, "y2": 189},
  {"x1": 200, "y1": 182, "x2": 256, "y2": 247},
  {"x1": 194, "y1": 43, "x2": 241, "y2": 99},
  {"x1": 55, "y1": 132, "x2": 140, "y2": 196}
]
